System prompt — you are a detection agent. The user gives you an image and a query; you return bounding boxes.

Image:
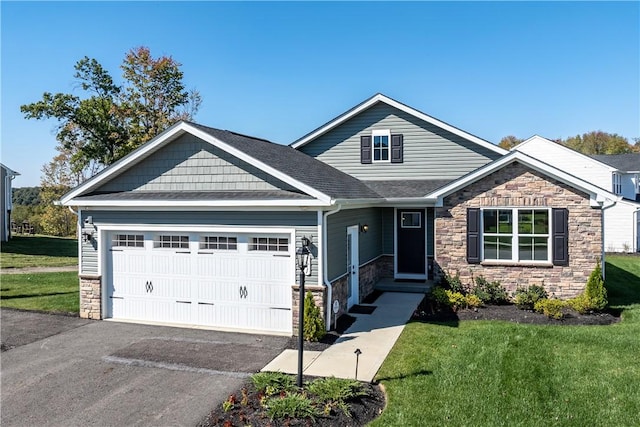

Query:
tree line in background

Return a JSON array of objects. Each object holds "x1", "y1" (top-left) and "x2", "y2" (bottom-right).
[
  {"x1": 17, "y1": 46, "x2": 201, "y2": 237},
  {"x1": 499, "y1": 131, "x2": 640, "y2": 153}
]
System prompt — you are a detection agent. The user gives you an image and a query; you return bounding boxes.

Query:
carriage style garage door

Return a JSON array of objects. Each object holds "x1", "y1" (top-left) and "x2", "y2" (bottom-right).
[{"x1": 106, "y1": 230, "x2": 293, "y2": 334}]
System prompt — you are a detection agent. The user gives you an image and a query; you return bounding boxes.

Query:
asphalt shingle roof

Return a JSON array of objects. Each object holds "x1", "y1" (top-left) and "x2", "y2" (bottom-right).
[
  {"x1": 189, "y1": 123, "x2": 382, "y2": 200},
  {"x1": 590, "y1": 153, "x2": 640, "y2": 171},
  {"x1": 363, "y1": 179, "x2": 452, "y2": 198}
]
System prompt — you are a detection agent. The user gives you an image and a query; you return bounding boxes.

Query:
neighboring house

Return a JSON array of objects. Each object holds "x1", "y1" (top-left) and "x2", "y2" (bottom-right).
[
  {"x1": 1, "y1": 163, "x2": 19, "y2": 242},
  {"x1": 60, "y1": 94, "x2": 618, "y2": 336},
  {"x1": 514, "y1": 136, "x2": 640, "y2": 252}
]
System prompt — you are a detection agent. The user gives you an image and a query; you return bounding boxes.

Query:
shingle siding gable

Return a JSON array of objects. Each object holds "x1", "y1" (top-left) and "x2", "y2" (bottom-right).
[
  {"x1": 298, "y1": 102, "x2": 501, "y2": 180},
  {"x1": 97, "y1": 134, "x2": 300, "y2": 193}
]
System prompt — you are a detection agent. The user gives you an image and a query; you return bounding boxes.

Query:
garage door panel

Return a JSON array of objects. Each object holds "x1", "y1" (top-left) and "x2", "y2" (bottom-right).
[{"x1": 107, "y1": 230, "x2": 293, "y2": 334}]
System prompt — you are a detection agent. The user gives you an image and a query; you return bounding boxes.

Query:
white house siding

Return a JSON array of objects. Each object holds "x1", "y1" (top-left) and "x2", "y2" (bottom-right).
[
  {"x1": 97, "y1": 134, "x2": 298, "y2": 193},
  {"x1": 515, "y1": 138, "x2": 613, "y2": 191},
  {"x1": 299, "y1": 102, "x2": 501, "y2": 180},
  {"x1": 604, "y1": 200, "x2": 640, "y2": 252}
]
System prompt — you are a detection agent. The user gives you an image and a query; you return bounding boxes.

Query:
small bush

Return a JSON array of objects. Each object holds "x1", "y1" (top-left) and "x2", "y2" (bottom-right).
[
  {"x1": 464, "y1": 294, "x2": 482, "y2": 309},
  {"x1": 303, "y1": 291, "x2": 326, "y2": 342},
  {"x1": 446, "y1": 290, "x2": 466, "y2": 311},
  {"x1": 513, "y1": 285, "x2": 549, "y2": 310},
  {"x1": 306, "y1": 377, "x2": 366, "y2": 417},
  {"x1": 251, "y1": 372, "x2": 297, "y2": 395},
  {"x1": 442, "y1": 271, "x2": 466, "y2": 294},
  {"x1": 431, "y1": 286, "x2": 450, "y2": 308},
  {"x1": 534, "y1": 299, "x2": 565, "y2": 320},
  {"x1": 264, "y1": 392, "x2": 319, "y2": 421},
  {"x1": 472, "y1": 276, "x2": 509, "y2": 305},
  {"x1": 567, "y1": 294, "x2": 592, "y2": 314},
  {"x1": 584, "y1": 261, "x2": 607, "y2": 311}
]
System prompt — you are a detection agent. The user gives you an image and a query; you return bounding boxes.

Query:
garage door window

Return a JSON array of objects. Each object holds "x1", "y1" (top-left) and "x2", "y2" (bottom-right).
[
  {"x1": 200, "y1": 236, "x2": 237, "y2": 250},
  {"x1": 112, "y1": 234, "x2": 144, "y2": 248},
  {"x1": 249, "y1": 237, "x2": 289, "y2": 252},
  {"x1": 154, "y1": 235, "x2": 189, "y2": 249}
]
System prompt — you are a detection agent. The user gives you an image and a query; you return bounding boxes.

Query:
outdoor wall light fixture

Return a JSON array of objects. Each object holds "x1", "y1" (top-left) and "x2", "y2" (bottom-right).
[
  {"x1": 360, "y1": 224, "x2": 369, "y2": 233},
  {"x1": 82, "y1": 229, "x2": 94, "y2": 243}
]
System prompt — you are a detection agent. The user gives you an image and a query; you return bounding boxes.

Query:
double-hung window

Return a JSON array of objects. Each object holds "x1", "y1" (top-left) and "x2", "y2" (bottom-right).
[
  {"x1": 372, "y1": 129, "x2": 390, "y2": 162},
  {"x1": 482, "y1": 208, "x2": 550, "y2": 262}
]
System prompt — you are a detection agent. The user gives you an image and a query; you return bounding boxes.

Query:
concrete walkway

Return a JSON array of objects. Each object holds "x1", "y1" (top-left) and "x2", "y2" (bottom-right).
[
  {"x1": 262, "y1": 292, "x2": 424, "y2": 382},
  {"x1": 1, "y1": 265, "x2": 77, "y2": 274}
]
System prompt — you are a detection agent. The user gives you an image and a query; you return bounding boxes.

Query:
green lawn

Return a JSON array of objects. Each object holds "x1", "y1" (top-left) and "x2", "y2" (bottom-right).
[
  {"x1": 373, "y1": 255, "x2": 640, "y2": 426},
  {"x1": 0, "y1": 235, "x2": 78, "y2": 269},
  {"x1": 0, "y1": 271, "x2": 79, "y2": 313}
]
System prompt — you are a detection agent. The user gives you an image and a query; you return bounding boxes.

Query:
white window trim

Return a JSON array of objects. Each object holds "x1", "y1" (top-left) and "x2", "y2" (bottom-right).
[
  {"x1": 371, "y1": 129, "x2": 391, "y2": 163},
  {"x1": 480, "y1": 207, "x2": 552, "y2": 264}
]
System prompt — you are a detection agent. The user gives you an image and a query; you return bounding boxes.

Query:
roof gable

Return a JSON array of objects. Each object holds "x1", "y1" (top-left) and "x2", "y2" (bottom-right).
[
  {"x1": 61, "y1": 121, "x2": 381, "y2": 206},
  {"x1": 291, "y1": 93, "x2": 507, "y2": 155},
  {"x1": 428, "y1": 150, "x2": 619, "y2": 206},
  {"x1": 514, "y1": 135, "x2": 616, "y2": 171}
]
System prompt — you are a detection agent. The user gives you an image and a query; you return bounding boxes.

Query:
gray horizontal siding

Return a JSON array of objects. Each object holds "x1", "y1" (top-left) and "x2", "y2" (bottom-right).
[
  {"x1": 98, "y1": 134, "x2": 298, "y2": 193},
  {"x1": 295, "y1": 226, "x2": 319, "y2": 287},
  {"x1": 80, "y1": 210, "x2": 317, "y2": 275},
  {"x1": 299, "y1": 102, "x2": 501, "y2": 180},
  {"x1": 80, "y1": 223, "x2": 98, "y2": 275},
  {"x1": 382, "y1": 207, "x2": 394, "y2": 254},
  {"x1": 326, "y1": 208, "x2": 383, "y2": 281}
]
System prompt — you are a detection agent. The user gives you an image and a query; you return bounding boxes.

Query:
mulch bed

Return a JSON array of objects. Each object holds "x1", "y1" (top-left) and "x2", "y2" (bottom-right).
[
  {"x1": 285, "y1": 313, "x2": 357, "y2": 352},
  {"x1": 199, "y1": 379, "x2": 385, "y2": 427},
  {"x1": 412, "y1": 296, "x2": 621, "y2": 326}
]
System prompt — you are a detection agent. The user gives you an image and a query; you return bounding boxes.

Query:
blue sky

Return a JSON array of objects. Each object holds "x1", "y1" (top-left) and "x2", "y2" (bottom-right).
[{"x1": 2, "y1": 1, "x2": 638, "y2": 187}]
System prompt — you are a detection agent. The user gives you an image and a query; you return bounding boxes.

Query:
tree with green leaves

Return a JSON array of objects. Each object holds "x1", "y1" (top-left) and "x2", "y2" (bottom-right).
[
  {"x1": 564, "y1": 131, "x2": 633, "y2": 155},
  {"x1": 21, "y1": 46, "x2": 201, "y2": 179},
  {"x1": 499, "y1": 131, "x2": 636, "y2": 155},
  {"x1": 498, "y1": 135, "x2": 524, "y2": 150}
]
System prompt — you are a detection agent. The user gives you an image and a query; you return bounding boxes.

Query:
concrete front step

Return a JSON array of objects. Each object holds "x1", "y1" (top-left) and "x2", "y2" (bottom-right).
[{"x1": 374, "y1": 279, "x2": 433, "y2": 293}]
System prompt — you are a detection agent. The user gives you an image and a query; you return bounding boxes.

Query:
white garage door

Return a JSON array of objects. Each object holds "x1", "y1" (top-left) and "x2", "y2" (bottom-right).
[{"x1": 106, "y1": 231, "x2": 293, "y2": 334}]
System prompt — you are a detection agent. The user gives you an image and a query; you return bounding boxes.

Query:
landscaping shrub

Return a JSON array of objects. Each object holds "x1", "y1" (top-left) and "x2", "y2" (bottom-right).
[
  {"x1": 264, "y1": 392, "x2": 319, "y2": 421},
  {"x1": 513, "y1": 285, "x2": 548, "y2": 310},
  {"x1": 585, "y1": 261, "x2": 608, "y2": 311},
  {"x1": 251, "y1": 372, "x2": 297, "y2": 395},
  {"x1": 303, "y1": 291, "x2": 326, "y2": 342},
  {"x1": 567, "y1": 262, "x2": 608, "y2": 314},
  {"x1": 306, "y1": 377, "x2": 366, "y2": 416},
  {"x1": 464, "y1": 294, "x2": 482, "y2": 309},
  {"x1": 534, "y1": 299, "x2": 565, "y2": 320},
  {"x1": 442, "y1": 271, "x2": 466, "y2": 294},
  {"x1": 431, "y1": 286, "x2": 450, "y2": 308},
  {"x1": 430, "y1": 287, "x2": 466, "y2": 311},
  {"x1": 472, "y1": 276, "x2": 509, "y2": 305}
]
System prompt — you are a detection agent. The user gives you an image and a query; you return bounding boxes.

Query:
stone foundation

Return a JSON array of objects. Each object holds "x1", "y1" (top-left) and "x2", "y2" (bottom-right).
[
  {"x1": 79, "y1": 275, "x2": 102, "y2": 319},
  {"x1": 434, "y1": 163, "x2": 602, "y2": 299}
]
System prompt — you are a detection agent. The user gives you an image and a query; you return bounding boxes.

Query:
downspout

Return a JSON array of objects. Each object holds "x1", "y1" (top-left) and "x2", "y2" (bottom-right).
[
  {"x1": 322, "y1": 204, "x2": 342, "y2": 331},
  {"x1": 600, "y1": 199, "x2": 617, "y2": 280},
  {"x1": 634, "y1": 207, "x2": 640, "y2": 253}
]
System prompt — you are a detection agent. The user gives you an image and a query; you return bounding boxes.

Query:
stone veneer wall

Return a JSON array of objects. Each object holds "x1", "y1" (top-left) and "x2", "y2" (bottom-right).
[
  {"x1": 309, "y1": 255, "x2": 394, "y2": 334},
  {"x1": 79, "y1": 275, "x2": 102, "y2": 319},
  {"x1": 434, "y1": 162, "x2": 601, "y2": 299},
  {"x1": 291, "y1": 284, "x2": 325, "y2": 336}
]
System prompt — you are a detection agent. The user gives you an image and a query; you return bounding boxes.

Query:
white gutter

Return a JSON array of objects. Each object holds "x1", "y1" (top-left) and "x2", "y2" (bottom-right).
[
  {"x1": 322, "y1": 203, "x2": 342, "y2": 330},
  {"x1": 600, "y1": 199, "x2": 618, "y2": 280}
]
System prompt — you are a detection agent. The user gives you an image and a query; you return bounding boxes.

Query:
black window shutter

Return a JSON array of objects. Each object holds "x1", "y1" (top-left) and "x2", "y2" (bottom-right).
[
  {"x1": 391, "y1": 134, "x2": 404, "y2": 163},
  {"x1": 467, "y1": 208, "x2": 481, "y2": 264},
  {"x1": 360, "y1": 135, "x2": 372, "y2": 164},
  {"x1": 552, "y1": 208, "x2": 569, "y2": 266}
]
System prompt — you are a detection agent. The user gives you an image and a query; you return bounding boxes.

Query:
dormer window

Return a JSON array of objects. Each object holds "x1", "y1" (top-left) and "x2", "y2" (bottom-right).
[
  {"x1": 360, "y1": 131, "x2": 404, "y2": 164},
  {"x1": 372, "y1": 130, "x2": 390, "y2": 162},
  {"x1": 612, "y1": 173, "x2": 622, "y2": 195}
]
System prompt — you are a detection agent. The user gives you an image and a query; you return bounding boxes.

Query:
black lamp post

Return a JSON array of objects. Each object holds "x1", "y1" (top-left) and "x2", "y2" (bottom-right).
[{"x1": 295, "y1": 236, "x2": 311, "y2": 388}]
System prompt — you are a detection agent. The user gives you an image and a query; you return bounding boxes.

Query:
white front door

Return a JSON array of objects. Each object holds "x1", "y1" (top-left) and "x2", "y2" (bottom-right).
[{"x1": 347, "y1": 225, "x2": 359, "y2": 308}]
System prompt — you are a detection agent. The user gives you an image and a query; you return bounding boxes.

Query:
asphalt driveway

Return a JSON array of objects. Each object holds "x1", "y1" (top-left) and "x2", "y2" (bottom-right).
[{"x1": 0, "y1": 309, "x2": 289, "y2": 426}]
